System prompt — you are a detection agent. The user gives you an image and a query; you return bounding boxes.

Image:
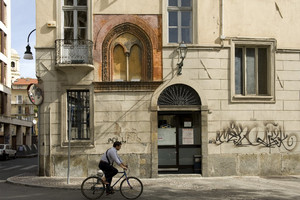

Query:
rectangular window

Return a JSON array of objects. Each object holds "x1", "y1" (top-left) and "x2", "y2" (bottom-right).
[
  {"x1": 235, "y1": 47, "x2": 268, "y2": 96},
  {"x1": 2, "y1": 1, "x2": 6, "y2": 25},
  {"x1": 67, "y1": 90, "x2": 90, "y2": 140},
  {"x1": 0, "y1": 0, "x2": 3, "y2": 24},
  {"x1": 0, "y1": 92, "x2": 3, "y2": 114},
  {"x1": 0, "y1": 61, "x2": 6, "y2": 85},
  {"x1": 17, "y1": 95, "x2": 23, "y2": 104},
  {"x1": 18, "y1": 106, "x2": 22, "y2": 114},
  {"x1": 25, "y1": 106, "x2": 29, "y2": 115},
  {"x1": 0, "y1": 31, "x2": 2, "y2": 54},
  {"x1": 231, "y1": 39, "x2": 275, "y2": 103},
  {"x1": 3, "y1": 33, "x2": 6, "y2": 56},
  {"x1": 168, "y1": 0, "x2": 192, "y2": 43},
  {"x1": 63, "y1": 0, "x2": 87, "y2": 40}
]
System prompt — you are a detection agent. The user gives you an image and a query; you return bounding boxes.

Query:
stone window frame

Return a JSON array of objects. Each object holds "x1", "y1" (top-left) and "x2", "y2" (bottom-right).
[
  {"x1": 230, "y1": 38, "x2": 276, "y2": 103},
  {"x1": 60, "y1": 86, "x2": 94, "y2": 147}
]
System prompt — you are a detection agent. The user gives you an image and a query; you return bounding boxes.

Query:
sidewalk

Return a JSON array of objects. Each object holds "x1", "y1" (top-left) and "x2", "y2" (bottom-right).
[{"x1": 6, "y1": 173, "x2": 300, "y2": 200}]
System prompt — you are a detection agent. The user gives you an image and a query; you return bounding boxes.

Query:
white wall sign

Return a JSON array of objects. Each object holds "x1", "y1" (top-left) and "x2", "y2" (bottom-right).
[{"x1": 184, "y1": 121, "x2": 192, "y2": 127}]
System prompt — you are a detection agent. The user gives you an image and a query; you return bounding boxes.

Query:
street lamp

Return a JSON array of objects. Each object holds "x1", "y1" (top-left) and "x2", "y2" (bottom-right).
[
  {"x1": 24, "y1": 29, "x2": 36, "y2": 60},
  {"x1": 177, "y1": 41, "x2": 188, "y2": 75}
]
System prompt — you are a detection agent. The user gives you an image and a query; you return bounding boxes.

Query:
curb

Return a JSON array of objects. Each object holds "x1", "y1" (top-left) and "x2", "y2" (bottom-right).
[
  {"x1": 16, "y1": 154, "x2": 38, "y2": 158},
  {"x1": 6, "y1": 174, "x2": 82, "y2": 190},
  {"x1": 6, "y1": 178, "x2": 81, "y2": 190}
]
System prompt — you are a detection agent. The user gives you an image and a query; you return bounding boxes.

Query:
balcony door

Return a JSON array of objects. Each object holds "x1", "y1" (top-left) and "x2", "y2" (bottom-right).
[{"x1": 61, "y1": 0, "x2": 88, "y2": 64}]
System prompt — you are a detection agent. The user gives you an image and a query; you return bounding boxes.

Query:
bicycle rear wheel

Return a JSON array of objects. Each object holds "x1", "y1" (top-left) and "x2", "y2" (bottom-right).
[
  {"x1": 120, "y1": 177, "x2": 143, "y2": 199},
  {"x1": 81, "y1": 176, "x2": 105, "y2": 200}
]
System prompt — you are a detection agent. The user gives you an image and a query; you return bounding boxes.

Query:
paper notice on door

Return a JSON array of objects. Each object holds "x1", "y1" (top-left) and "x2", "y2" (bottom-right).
[
  {"x1": 158, "y1": 128, "x2": 176, "y2": 145},
  {"x1": 182, "y1": 128, "x2": 194, "y2": 144}
]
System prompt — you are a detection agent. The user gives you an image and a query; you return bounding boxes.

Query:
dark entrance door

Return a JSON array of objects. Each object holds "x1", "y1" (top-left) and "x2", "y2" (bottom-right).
[{"x1": 158, "y1": 111, "x2": 201, "y2": 173}]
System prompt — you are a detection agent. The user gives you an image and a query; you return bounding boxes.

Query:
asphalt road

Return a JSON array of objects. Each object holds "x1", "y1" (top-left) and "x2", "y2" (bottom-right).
[
  {"x1": 0, "y1": 157, "x2": 85, "y2": 200},
  {"x1": 1, "y1": 157, "x2": 300, "y2": 200},
  {"x1": 0, "y1": 157, "x2": 38, "y2": 180}
]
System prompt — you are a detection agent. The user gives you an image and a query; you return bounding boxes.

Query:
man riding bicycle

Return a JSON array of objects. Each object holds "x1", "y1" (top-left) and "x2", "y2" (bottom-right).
[{"x1": 99, "y1": 141, "x2": 127, "y2": 194}]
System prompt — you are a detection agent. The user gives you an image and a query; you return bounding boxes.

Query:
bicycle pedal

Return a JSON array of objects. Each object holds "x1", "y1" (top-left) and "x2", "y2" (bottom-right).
[{"x1": 106, "y1": 191, "x2": 115, "y2": 195}]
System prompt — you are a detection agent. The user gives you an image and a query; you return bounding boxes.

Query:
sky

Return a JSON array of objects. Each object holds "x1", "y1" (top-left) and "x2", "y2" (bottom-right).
[{"x1": 11, "y1": 0, "x2": 36, "y2": 78}]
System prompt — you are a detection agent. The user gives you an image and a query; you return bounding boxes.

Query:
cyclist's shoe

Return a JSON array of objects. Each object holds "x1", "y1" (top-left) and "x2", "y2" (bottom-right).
[
  {"x1": 106, "y1": 190, "x2": 115, "y2": 195},
  {"x1": 106, "y1": 186, "x2": 114, "y2": 195}
]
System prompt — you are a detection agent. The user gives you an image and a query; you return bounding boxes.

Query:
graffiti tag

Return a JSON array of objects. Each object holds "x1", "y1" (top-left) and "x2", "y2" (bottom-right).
[
  {"x1": 107, "y1": 127, "x2": 141, "y2": 144},
  {"x1": 213, "y1": 121, "x2": 297, "y2": 151},
  {"x1": 107, "y1": 137, "x2": 126, "y2": 144}
]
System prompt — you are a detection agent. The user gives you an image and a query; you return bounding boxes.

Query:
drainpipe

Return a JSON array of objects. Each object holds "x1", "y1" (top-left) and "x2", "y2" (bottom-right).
[{"x1": 220, "y1": 0, "x2": 226, "y2": 40}]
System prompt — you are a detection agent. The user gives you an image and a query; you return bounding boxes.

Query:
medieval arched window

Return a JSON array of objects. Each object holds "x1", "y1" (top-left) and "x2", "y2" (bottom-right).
[
  {"x1": 102, "y1": 23, "x2": 153, "y2": 82},
  {"x1": 112, "y1": 33, "x2": 142, "y2": 81}
]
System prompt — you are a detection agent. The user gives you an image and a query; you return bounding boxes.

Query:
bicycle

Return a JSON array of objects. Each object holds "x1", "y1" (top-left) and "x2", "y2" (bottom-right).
[{"x1": 81, "y1": 168, "x2": 143, "y2": 200}]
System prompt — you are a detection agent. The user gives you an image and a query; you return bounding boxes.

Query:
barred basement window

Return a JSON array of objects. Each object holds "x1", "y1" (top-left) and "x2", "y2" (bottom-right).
[{"x1": 67, "y1": 90, "x2": 90, "y2": 140}]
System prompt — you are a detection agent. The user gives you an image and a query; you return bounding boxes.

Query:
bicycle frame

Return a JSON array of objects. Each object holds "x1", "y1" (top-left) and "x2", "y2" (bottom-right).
[{"x1": 111, "y1": 170, "x2": 132, "y2": 189}]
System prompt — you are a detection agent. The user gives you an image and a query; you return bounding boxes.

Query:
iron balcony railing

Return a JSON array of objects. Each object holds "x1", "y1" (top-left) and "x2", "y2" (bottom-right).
[{"x1": 55, "y1": 39, "x2": 93, "y2": 65}]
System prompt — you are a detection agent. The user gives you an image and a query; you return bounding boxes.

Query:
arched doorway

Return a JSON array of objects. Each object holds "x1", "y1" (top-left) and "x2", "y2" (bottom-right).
[{"x1": 157, "y1": 84, "x2": 202, "y2": 174}]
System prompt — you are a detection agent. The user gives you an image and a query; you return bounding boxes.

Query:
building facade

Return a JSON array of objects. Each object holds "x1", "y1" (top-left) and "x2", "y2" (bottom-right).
[
  {"x1": 36, "y1": 0, "x2": 300, "y2": 177},
  {"x1": 0, "y1": 0, "x2": 32, "y2": 149}
]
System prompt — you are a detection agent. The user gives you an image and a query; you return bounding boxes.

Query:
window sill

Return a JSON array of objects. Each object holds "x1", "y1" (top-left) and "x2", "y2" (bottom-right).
[
  {"x1": 232, "y1": 95, "x2": 275, "y2": 103},
  {"x1": 62, "y1": 140, "x2": 94, "y2": 148}
]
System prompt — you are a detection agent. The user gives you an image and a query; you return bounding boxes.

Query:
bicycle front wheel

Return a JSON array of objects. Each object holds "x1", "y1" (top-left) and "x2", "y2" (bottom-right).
[
  {"x1": 81, "y1": 176, "x2": 105, "y2": 200},
  {"x1": 120, "y1": 177, "x2": 143, "y2": 199}
]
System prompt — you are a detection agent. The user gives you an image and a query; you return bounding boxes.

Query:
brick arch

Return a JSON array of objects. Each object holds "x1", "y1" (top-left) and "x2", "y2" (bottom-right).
[
  {"x1": 94, "y1": 15, "x2": 159, "y2": 50},
  {"x1": 93, "y1": 15, "x2": 161, "y2": 81}
]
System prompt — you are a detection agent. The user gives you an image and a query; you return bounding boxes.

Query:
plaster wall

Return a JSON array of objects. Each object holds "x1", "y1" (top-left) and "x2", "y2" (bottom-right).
[
  {"x1": 93, "y1": 0, "x2": 161, "y2": 14},
  {"x1": 36, "y1": 0, "x2": 300, "y2": 49},
  {"x1": 35, "y1": 0, "x2": 56, "y2": 47}
]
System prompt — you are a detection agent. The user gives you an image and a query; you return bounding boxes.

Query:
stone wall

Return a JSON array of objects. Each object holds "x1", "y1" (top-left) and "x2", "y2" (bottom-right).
[{"x1": 162, "y1": 46, "x2": 300, "y2": 177}]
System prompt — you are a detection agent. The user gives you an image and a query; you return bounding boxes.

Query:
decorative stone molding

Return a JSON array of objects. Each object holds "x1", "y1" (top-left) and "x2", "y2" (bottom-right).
[{"x1": 93, "y1": 81, "x2": 163, "y2": 92}]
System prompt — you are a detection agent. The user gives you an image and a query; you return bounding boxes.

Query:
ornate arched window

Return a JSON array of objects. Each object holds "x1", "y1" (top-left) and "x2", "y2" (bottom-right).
[
  {"x1": 102, "y1": 23, "x2": 153, "y2": 82},
  {"x1": 158, "y1": 84, "x2": 201, "y2": 105},
  {"x1": 112, "y1": 33, "x2": 142, "y2": 81}
]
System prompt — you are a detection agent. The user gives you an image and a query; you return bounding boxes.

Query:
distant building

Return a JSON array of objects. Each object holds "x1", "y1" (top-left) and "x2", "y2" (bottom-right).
[
  {"x1": 11, "y1": 49, "x2": 21, "y2": 83},
  {"x1": 0, "y1": 1, "x2": 32, "y2": 149},
  {"x1": 11, "y1": 78, "x2": 38, "y2": 139}
]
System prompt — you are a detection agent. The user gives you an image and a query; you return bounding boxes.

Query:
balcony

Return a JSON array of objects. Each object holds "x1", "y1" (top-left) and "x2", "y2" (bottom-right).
[{"x1": 55, "y1": 39, "x2": 94, "y2": 73}]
